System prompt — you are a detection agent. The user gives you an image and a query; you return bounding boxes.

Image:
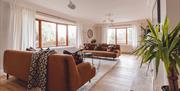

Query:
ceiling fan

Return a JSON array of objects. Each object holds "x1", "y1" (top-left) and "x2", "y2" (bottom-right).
[{"x1": 68, "y1": 0, "x2": 76, "y2": 10}]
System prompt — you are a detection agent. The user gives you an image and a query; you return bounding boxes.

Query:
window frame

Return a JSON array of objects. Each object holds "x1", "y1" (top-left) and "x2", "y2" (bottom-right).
[
  {"x1": 108, "y1": 27, "x2": 130, "y2": 45},
  {"x1": 36, "y1": 19, "x2": 76, "y2": 48}
]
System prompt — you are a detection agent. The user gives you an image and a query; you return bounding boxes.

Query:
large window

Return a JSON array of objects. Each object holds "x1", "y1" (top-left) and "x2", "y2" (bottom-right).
[
  {"x1": 117, "y1": 28, "x2": 126, "y2": 44},
  {"x1": 107, "y1": 29, "x2": 115, "y2": 44},
  {"x1": 35, "y1": 21, "x2": 39, "y2": 47},
  {"x1": 107, "y1": 27, "x2": 132, "y2": 45},
  {"x1": 58, "y1": 25, "x2": 67, "y2": 46},
  {"x1": 68, "y1": 25, "x2": 77, "y2": 46},
  {"x1": 36, "y1": 19, "x2": 77, "y2": 48},
  {"x1": 42, "y1": 21, "x2": 56, "y2": 47}
]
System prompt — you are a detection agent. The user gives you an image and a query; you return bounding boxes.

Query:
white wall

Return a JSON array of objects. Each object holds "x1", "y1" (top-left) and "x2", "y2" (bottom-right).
[{"x1": 166, "y1": 0, "x2": 180, "y2": 30}]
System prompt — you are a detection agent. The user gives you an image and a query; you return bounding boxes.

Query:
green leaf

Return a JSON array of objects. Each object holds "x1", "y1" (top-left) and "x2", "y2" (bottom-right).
[
  {"x1": 162, "y1": 17, "x2": 169, "y2": 47},
  {"x1": 169, "y1": 36, "x2": 180, "y2": 53},
  {"x1": 169, "y1": 22, "x2": 180, "y2": 37},
  {"x1": 161, "y1": 47, "x2": 170, "y2": 74},
  {"x1": 155, "y1": 24, "x2": 160, "y2": 39},
  {"x1": 155, "y1": 51, "x2": 160, "y2": 77},
  {"x1": 141, "y1": 26, "x2": 146, "y2": 32},
  {"x1": 147, "y1": 19, "x2": 157, "y2": 37}
]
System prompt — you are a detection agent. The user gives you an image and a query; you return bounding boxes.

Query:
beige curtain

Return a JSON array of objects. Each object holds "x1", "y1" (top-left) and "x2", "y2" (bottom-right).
[
  {"x1": 0, "y1": 0, "x2": 36, "y2": 73},
  {"x1": 0, "y1": 0, "x2": 15, "y2": 73},
  {"x1": 76, "y1": 23, "x2": 83, "y2": 48},
  {"x1": 13, "y1": 6, "x2": 36, "y2": 50}
]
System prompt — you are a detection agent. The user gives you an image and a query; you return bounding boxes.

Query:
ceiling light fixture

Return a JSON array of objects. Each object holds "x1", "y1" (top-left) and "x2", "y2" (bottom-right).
[
  {"x1": 68, "y1": 0, "x2": 76, "y2": 10},
  {"x1": 103, "y1": 13, "x2": 114, "y2": 25}
]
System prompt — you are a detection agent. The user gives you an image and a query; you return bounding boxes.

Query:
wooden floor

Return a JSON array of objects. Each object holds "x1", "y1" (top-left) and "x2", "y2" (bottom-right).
[{"x1": 90, "y1": 54, "x2": 153, "y2": 91}]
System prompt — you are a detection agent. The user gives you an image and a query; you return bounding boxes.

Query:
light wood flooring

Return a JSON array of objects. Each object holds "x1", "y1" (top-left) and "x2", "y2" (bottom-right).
[{"x1": 90, "y1": 54, "x2": 153, "y2": 91}]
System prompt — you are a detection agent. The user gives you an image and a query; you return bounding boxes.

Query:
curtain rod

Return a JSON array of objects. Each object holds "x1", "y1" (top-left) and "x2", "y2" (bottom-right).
[{"x1": 36, "y1": 11, "x2": 76, "y2": 23}]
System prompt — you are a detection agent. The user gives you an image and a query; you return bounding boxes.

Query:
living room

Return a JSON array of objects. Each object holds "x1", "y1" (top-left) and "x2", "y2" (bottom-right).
[{"x1": 0, "y1": 0, "x2": 180, "y2": 91}]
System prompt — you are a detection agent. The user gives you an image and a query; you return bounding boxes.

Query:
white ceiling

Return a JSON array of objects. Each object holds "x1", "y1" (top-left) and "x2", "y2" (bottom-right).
[{"x1": 22, "y1": 0, "x2": 150, "y2": 23}]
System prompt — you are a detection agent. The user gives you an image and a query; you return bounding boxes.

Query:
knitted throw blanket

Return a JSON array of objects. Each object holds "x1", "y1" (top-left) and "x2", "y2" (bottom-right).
[{"x1": 27, "y1": 49, "x2": 56, "y2": 91}]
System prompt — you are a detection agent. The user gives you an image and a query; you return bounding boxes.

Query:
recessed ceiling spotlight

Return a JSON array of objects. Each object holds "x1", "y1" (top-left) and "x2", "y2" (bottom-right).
[{"x1": 68, "y1": 0, "x2": 76, "y2": 10}]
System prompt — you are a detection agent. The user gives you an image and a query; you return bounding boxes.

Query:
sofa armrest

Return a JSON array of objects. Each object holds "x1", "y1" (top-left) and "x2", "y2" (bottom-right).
[
  {"x1": 113, "y1": 50, "x2": 119, "y2": 53},
  {"x1": 113, "y1": 49, "x2": 121, "y2": 56},
  {"x1": 77, "y1": 62, "x2": 96, "y2": 87},
  {"x1": 77, "y1": 62, "x2": 92, "y2": 75}
]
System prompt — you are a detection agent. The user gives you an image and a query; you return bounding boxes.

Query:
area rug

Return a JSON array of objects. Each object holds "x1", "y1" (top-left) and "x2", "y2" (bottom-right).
[
  {"x1": 0, "y1": 58, "x2": 119, "y2": 91},
  {"x1": 78, "y1": 58, "x2": 119, "y2": 91}
]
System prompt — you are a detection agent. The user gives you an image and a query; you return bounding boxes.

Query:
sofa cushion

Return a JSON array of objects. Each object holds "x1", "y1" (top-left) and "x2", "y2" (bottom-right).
[
  {"x1": 94, "y1": 44, "x2": 102, "y2": 51},
  {"x1": 83, "y1": 50, "x2": 117, "y2": 58},
  {"x1": 107, "y1": 45, "x2": 115, "y2": 52},
  {"x1": 63, "y1": 50, "x2": 83, "y2": 65},
  {"x1": 84, "y1": 43, "x2": 97, "y2": 50},
  {"x1": 99, "y1": 43, "x2": 108, "y2": 51}
]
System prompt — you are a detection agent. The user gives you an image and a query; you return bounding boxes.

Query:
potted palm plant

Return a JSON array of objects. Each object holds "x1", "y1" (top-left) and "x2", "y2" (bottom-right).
[{"x1": 133, "y1": 17, "x2": 180, "y2": 91}]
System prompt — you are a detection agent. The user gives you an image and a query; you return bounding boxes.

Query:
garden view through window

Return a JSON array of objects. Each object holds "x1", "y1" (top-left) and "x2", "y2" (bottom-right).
[
  {"x1": 107, "y1": 27, "x2": 133, "y2": 45},
  {"x1": 35, "y1": 19, "x2": 77, "y2": 48}
]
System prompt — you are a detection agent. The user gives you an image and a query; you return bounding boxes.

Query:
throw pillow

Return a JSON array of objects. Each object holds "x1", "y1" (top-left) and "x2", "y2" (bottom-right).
[
  {"x1": 107, "y1": 46, "x2": 114, "y2": 52},
  {"x1": 26, "y1": 47, "x2": 37, "y2": 51},
  {"x1": 63, "y1": 50, "x2": 83, "y2": 65},
  {"x1": 94, "y1": 45, "x2": 102, "y2": 50}
]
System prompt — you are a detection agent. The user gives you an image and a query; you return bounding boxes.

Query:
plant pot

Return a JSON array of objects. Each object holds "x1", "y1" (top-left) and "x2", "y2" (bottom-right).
[{"x1": 161, "y1": 85, "x2": 180, "y2": 91}]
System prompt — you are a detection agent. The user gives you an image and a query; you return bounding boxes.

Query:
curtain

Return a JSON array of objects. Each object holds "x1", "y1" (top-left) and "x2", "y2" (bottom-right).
[
  {"x1": 131, "y1": 25, "x2": 138, "y2": 48},
  {"x1": 76, "y1": 24, "x2": 83, "y2": 48},
  {"x1": 0, "y1": 0, "x2": 15, "y2": 72},
  {"x1": 101, "y1": 24, "x2": 108, "y2": 43},
  {"x1": 0, "y1": 0, "x2": 36, "y2": 72},
  {"x1": 13, "y1": 6, "x2": 36, "y2": 50}
]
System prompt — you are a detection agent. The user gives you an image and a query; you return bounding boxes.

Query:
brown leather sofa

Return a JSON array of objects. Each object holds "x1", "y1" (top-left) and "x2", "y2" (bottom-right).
[
  {"x1": 3, "y1": 50, "x2": 96, "y2": 91},
  {"x1": 83, "y1": 43, "x2": 121, "y2": 58}
]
